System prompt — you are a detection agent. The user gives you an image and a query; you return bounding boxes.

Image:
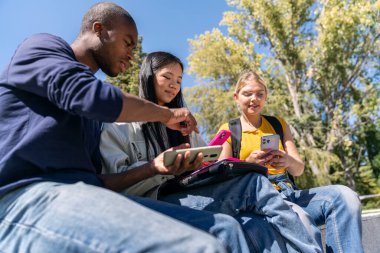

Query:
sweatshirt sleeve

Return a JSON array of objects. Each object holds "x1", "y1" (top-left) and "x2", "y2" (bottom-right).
[
  {"x1": 4, "y1": 34, "x2": 122, "y2": 122},
  {"x1": 100, "y1": 123, "x2": 133, "y2": 174}
]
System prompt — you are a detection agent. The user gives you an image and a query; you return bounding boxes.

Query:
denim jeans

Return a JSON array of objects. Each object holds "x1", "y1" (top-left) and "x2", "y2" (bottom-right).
[
  {"x1": 269, "y1": 172, "x2": 364, "y2": 253},
  {"x1": 285, "y1": 185, "x2": 364, "y2": 253},
  {"x1": 160, "y1": 173, "x2": 323, "y2": 253},
  {"x1": 0, "y1": 181, "x2": 252, "y2": 253}
]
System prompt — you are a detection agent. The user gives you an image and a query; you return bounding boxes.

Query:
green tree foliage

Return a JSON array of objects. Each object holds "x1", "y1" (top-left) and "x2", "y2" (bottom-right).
[
  {"x1": 186, "y1": 84, "x2": 238, "y2": 140},
  {"x1": 185, "y1": 0, "x2": 380, "y2": 196},
  {"x1": 106, "y1": 37, "x2": 145, "y2": 96}
]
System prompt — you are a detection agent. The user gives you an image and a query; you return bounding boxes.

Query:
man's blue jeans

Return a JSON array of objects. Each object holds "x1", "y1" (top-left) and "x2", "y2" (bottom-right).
[
  {"x1": 0, "y1": 181, "x2": 251, "y2": 253},
  {"x1": 160, "y1": 173, "x2": 323, "y2": 253}
]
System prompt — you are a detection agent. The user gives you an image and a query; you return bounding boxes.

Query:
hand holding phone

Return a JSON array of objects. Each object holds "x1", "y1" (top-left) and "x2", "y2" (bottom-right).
[{"x1": 163, "y1": 145, "x2": 223, "y2": 166}]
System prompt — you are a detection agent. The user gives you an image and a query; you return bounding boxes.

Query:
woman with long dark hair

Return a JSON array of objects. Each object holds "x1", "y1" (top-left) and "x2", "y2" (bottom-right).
[{"x1": 139, "y1": 52, "x2": 192, "y2": 160}]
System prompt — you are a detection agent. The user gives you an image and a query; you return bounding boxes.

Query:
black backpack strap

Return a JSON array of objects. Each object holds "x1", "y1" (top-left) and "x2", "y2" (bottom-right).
[
  {"x1": 228, "y1": 118, "x2": 242, "y2": 159},
  {"x1": 229, "y1": 116, "x2": 284, "y2": 159},
  {"x1": 262, "y1": 115, "x2": 284, "y2": 147}
]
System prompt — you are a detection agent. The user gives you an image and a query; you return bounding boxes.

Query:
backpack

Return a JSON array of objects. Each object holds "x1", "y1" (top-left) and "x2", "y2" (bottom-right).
[{"x1": 228, "y1": 115, "x2": 296, "y2": 185}]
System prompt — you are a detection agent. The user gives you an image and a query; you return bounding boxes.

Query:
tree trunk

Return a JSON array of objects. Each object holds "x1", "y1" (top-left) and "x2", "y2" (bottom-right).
[{"x1": 284, "y1": 73, "x2": 301, "y2": 119}]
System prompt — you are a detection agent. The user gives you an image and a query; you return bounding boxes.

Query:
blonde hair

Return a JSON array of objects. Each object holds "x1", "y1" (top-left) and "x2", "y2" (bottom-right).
[{"x1": 234, "y1": 70, "x2": 268, "y2": 94}]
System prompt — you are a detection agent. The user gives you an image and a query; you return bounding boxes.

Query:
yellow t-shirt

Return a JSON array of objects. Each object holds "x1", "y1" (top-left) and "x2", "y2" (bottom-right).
[{"x1": 219, "y1": 116, "x2": 287, "y2": 175}]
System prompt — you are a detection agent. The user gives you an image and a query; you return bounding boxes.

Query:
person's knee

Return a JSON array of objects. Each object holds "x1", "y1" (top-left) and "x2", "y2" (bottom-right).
[
  {"x1": 239, "y1": 173, "x2": 278, "y2": 198},
  {"x1": 331, "y1": 185, "x2": 361, "y2": 211}
]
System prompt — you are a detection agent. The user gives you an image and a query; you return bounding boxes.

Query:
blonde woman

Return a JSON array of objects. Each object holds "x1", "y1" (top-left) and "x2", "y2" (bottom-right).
[{"x1": 218, "y1": 70, "x2": 364, "y2": 253}]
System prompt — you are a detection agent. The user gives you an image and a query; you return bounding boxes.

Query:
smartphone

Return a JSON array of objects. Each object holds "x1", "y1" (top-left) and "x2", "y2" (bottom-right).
[
  {"x1": 163, "y1": 145, "x2": 223, "y2": 166},
  {"x1": 261, "y1": 134, "x2": 280, "y2": 150},
  {"x1": 208, "y1": 130, "x2": 231, "y2": 146}
]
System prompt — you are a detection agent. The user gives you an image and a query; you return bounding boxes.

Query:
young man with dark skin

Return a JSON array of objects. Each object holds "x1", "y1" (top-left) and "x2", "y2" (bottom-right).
[{"x1": 0, "y1": 3, "x2": 250, "y2": 253}]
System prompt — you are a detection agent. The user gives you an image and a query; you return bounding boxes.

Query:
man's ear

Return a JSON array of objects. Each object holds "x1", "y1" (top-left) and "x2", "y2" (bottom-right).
[{"x1": 93, "y1": 22, "x2": 103, "y2": 37}]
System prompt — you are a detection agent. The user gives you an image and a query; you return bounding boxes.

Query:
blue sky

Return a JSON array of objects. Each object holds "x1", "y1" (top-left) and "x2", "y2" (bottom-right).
[{"x1": 0, "y1": 0, "x2": 231, "y2": 88}]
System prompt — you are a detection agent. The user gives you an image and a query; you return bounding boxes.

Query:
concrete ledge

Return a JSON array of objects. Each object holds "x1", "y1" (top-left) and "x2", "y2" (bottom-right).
[{"x1": 361, "y1": 212, "x2": 380, "y2": 253}]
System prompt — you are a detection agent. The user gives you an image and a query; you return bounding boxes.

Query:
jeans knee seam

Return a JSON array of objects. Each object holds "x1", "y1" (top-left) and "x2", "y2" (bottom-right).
[{"x1": 329, "y1": 206, "x2": 344, "y2": 253}]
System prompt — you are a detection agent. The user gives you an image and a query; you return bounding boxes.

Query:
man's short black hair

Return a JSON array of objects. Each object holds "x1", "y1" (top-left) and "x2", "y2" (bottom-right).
[{"x1": 80, "y1": 2, "x2": 136, "y2": 34}]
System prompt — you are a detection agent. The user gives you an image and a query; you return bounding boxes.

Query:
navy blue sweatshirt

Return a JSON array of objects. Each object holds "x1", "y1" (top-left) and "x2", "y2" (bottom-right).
[{"x1": 0, "y1": 34, "x2": 123, "y2": 195}]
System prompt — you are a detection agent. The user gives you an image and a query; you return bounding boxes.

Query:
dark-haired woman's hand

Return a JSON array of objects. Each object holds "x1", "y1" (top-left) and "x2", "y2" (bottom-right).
[{"x1": 150, "y1": 144, "x2": 202, "y2": 176}]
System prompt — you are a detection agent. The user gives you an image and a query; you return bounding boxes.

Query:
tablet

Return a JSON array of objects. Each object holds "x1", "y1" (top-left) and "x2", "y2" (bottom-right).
[{"x1": 163, "y1": 145, "x2": 223, "y2": 166}]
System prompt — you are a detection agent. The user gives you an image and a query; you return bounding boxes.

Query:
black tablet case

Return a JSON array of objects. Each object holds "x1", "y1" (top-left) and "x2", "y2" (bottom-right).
[{"x1": 159, "y1": 159, "x2": 268, "y2": 195}]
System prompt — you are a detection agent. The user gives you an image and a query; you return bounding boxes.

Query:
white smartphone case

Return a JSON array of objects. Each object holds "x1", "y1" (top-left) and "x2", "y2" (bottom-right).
[
  {"x1": 163, "y1": 145, "x2": 223, "y2": 166},
  {"x1": 261, "y1": 134, "x2": 280, "y2": 150}
]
